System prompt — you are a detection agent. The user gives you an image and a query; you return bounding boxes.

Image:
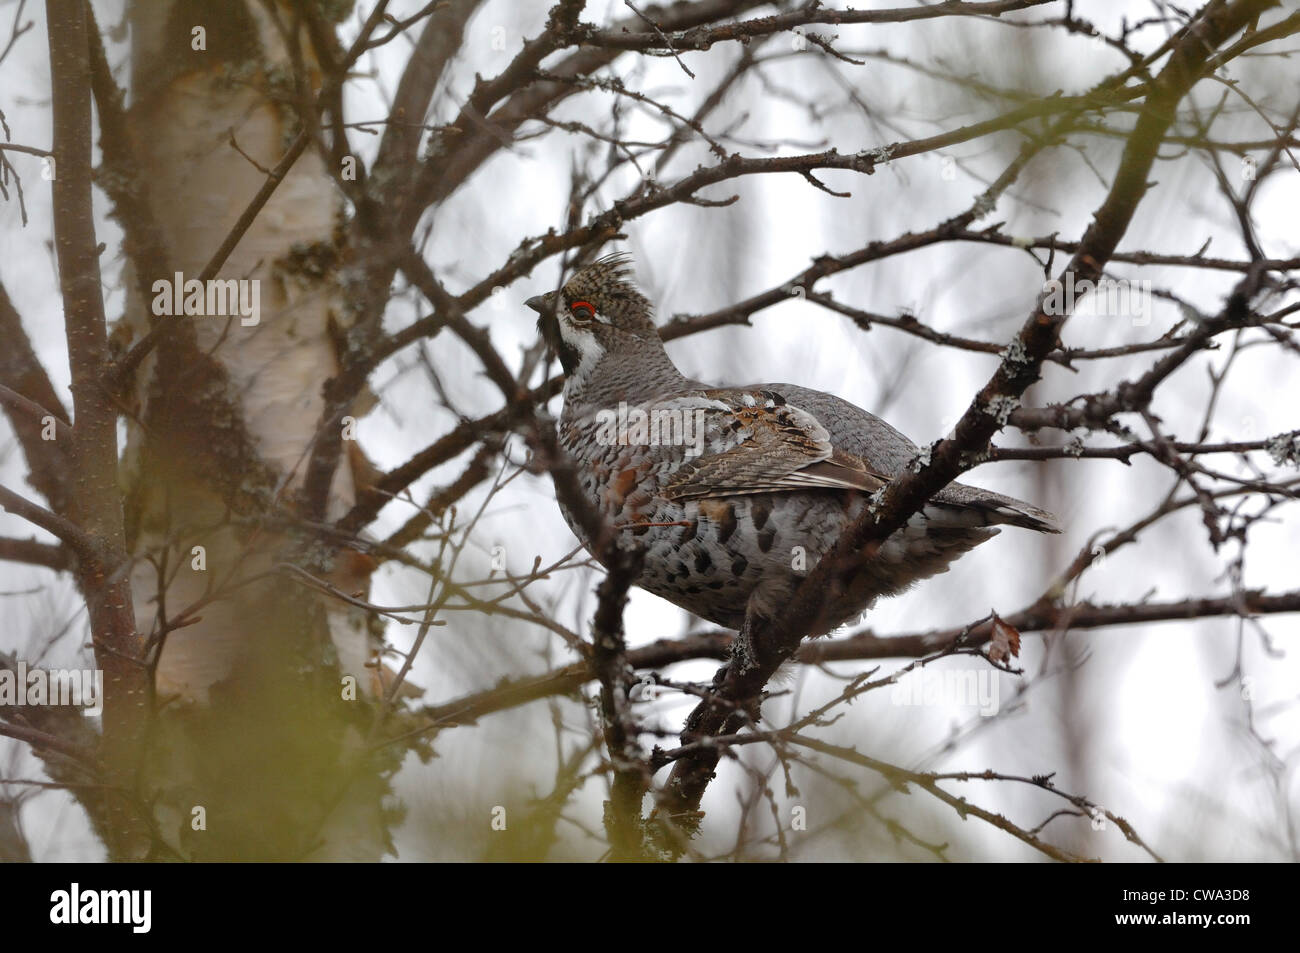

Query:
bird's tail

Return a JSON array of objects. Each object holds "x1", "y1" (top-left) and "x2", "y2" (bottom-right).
[
  {"x1": 969, "y1": 497, "x2": 1061, "y2": 533},
  {"x1": 928, "y1": 485, "x2": 1062, "y2": 534}
]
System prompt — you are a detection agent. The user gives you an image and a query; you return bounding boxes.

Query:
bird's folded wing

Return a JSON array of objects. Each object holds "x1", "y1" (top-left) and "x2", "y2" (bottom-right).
[{"x1": 660, "y1": 390, "x2": 888, "y2": 501}]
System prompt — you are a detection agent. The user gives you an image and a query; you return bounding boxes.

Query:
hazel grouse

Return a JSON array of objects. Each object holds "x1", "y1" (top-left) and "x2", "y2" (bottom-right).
[{"x1": 527, "y1": 254, "x2": 1058, "y2": 636}]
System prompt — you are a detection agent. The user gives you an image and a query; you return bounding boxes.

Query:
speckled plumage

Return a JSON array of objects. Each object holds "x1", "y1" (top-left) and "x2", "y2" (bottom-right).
[{"x1": 528, "y1": 255, "x2": 1059, "y2": 634}]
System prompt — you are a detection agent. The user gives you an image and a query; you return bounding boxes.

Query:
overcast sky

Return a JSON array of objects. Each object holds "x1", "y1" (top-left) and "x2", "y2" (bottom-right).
[{"x1": 1, "y1": 0, "x2": 1296, "y2": 860}]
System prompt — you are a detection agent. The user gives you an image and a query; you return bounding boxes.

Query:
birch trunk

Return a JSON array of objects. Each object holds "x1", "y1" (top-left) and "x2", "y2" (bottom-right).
[{"x1": 117, "y1": 0, "x2": 387, "y2": 861}]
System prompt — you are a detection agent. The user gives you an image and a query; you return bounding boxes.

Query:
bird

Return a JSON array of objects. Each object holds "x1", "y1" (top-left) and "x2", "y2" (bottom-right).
[{"x1": 527, "y1": 253, "x2": 1059, "y2": 643}]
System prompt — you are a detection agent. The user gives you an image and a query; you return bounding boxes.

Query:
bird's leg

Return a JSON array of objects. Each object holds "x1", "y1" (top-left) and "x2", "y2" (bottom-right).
[
  {"x1": 682, "y1": 602, "x2": 765, "y2": 737},
  {"x1": 681, "y1": 664, "x2": 731, "y2": 737},
  {"x1": 730, "y1": 608, "x2": 760, "y2": 676}
]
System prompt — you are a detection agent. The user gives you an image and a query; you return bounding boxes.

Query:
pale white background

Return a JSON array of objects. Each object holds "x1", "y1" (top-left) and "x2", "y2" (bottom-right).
[{"x1": 1, "y1": 0, "x2": 1297, "y2": 860}]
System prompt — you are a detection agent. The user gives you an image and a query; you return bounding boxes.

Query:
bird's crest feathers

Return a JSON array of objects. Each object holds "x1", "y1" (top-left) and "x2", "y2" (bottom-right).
[{"x1": 561, "y1": 253, "x2": 657, "y2": 333}]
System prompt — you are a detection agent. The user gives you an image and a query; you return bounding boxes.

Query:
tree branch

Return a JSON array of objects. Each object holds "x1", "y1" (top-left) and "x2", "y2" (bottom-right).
[{"x1": 657, "y1": 0, "x2": 1280, "y2": 839}]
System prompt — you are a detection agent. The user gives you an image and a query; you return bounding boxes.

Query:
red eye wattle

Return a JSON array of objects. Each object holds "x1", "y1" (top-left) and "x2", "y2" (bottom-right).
[{"x1": 570, "y1": 300, "x2": 595, "y2": 320}]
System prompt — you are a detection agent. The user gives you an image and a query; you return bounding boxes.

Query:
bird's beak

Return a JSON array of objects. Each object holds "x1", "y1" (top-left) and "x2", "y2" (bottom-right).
[{"x1": 529, "y1": 291, "x2": 561, "y2": 349}]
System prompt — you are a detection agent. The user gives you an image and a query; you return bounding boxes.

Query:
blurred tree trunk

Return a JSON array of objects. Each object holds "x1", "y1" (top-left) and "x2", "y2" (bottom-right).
[{"x1": 110, "y1": 0, "x2": 388, "y2": 860}]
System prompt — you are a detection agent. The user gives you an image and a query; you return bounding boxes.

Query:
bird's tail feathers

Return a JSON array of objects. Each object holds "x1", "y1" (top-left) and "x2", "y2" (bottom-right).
[{"x1": 927, "y1": 493, "x2": 1061, "y2": 534}]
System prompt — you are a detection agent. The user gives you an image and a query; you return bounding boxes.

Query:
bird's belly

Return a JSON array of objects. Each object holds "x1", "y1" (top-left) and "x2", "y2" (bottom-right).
[
  {"x1": 567, "y1": 487, "x2": 851, "y2": 630},
  {"x1": 633, "y1": 496, "x2": 794, "y2": 630},
  {"x1": 559, "y1": 440, "x2": 999, "y2": 632}
]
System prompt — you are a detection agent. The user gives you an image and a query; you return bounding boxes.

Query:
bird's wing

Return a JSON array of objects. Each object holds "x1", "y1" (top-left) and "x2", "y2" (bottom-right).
[{"x1": 659, "y1": 389, "x2": 888, "y2": 501}]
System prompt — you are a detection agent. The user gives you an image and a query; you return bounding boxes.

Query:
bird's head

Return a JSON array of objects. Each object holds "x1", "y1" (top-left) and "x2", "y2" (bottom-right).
[{"x1": 526, "y1": 253, "x2": 659, "y2": 376}]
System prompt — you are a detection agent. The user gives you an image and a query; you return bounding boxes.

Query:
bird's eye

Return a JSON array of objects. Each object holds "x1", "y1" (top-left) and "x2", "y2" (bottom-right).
[{"x1": 570, "y1": 300, "x2": 596, "y2": 321}]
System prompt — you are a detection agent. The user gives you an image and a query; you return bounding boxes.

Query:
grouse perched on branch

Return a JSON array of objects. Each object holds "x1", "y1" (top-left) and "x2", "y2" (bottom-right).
[{"x1": 528, "y1": 254, "x2": 1058, "y2": 636}]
